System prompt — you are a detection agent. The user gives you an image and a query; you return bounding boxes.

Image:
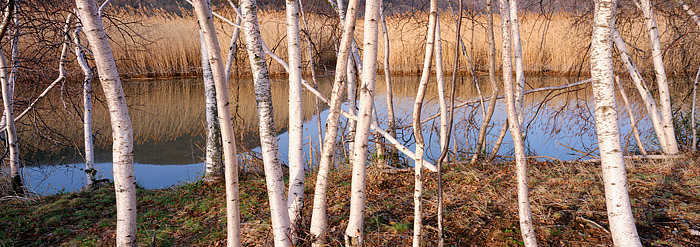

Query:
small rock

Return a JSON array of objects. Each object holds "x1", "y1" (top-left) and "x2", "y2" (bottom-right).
[{"x1": 689, "y1": 229, "x2": 700, "y2": 236}]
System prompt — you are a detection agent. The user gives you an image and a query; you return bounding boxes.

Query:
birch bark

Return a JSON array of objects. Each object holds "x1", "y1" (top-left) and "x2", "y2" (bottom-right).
[
  {"x1": 435, "y1": 18, "x2": 447, "y2": 155},
  {"x1": 591, "y1": 0, "x2": 642, "y2": 245},
  {"x1": 639, "y1": 0, "x2": 679, "y2": 154},
  {"x1": 344, "y1": 0, "x2": 380, "y2": 244},
  {"x1": 499, "y1": 0, "x2": 538, "y2": 246},
  {"x1": 471, "y1": 0, "x2": 499, "y2": 164},
  {"x1": 615, "y1": 76, "x2": 647, "y2": 156},
  {"x1": 309, "y1": 0, "x2": 361, "y2": 243},
  {"x1": 612, "y1": 28, "x2": 668, "y2": 153},
  {"x1": 191, "y1": 0, "x2": 242, "y2": 245},
  {"x1": 200, "y1": 31, "x2": 224, "y2": 182},
  {"x1": 72, "y1": 21, "x2": 96, "y2": 186},
  {"x1": 509, "y1": 0, "x2": 525, "y2": 124},
  {"x1": 285, "y1": 0, "x2": 304, "y2": 237},
  {"x1": 238, "y1": 0, "x2": 290, "y2": 245},
  {"x1": 411, "y1": 0, "x2": 437, "y2": 244},
  {"x1": 75, "y1": 0, "x2": 136, "y2": 245},
  {"x1": 380, "y1": 1, "x2": 397, "y2": 164},
  {"x1": 1, "y1": 49, "x2": 19, "y2": 194}
]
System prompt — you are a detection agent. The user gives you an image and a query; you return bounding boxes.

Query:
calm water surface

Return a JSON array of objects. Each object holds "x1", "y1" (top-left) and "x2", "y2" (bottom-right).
[{"x1": 18, "y1": 75, "x2": 672, "y2": 194}]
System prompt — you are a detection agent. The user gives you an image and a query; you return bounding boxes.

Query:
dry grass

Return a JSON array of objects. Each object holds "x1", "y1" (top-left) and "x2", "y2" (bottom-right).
[
  {"x1": 3, "y1": 158, "x2": 698, "y2": 245},
  {"x1": 100, "y1": 8, "x2": 700, "y2": 78}
]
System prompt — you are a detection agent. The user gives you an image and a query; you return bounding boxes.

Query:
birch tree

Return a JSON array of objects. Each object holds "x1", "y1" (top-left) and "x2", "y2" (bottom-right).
[
  {"x1": 410, "y1": 0, "x2": 437, "y2": 244},
  {"x1": 285, "y1": 0, "x2": 304, "y2": 237},
  {"x1": 309, "y1": 0, "x2": 361, "y2": 242},
  {"x1": 1, "y1": 46, "x2": 19, "y2": 195},
  {"x1": 72, "y1": 20, "x2": 96, "y2": 187},
  {"x1": 499, "y1": 0, "x2": 538, "y2": 246},
  {"x1": 639, "y1": 0, "x2": 679, "y2": 154},
  {"x1": 0, "y1": 0, "x2": 19, "y2": 194},
  {"x1": 510, "y1": 0, "x2": 525, "y2": 124},
  {"x1": 590, "y1": 0, "x2": 642, "y2": 245},
  {"x1": 380, "y1": 1, "x2": 397, "y2": 156},
  {"x1": 611, "y1": 28, "x2": 668, "y2": 153},
  {"x1": 239, "y1": 0, "x2": 291, "y2": 245},
  {"x1": 345, "y1": 0, "x2": 380, "y2": 244},
  {"x1": 191, "y1": 0, "x2": 243, "y2": 245},
  {"x1": 471, "y1": 0, "x2": 500, "y2": 164},
  {"x1": 75, "y1": 0, "x2": 136, "y2": 245},
  {"x1": 200, "y1": 31, "x2": 224, "y2": 182}
]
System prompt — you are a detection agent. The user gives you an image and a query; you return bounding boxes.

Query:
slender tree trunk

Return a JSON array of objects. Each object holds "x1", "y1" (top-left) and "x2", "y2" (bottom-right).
[
  {"x1": 191, "y1": 0, "x2": 242, "y2": 246},
  {"x1": 200, "y1": 32, "x2": 224, "y2": 182},
  {"x1": 612, "y1": 28, "x2": 668, "y2": 153},
  {"x1": 499, "y1": 1, "x2": 538, "y2": 246},
  {"x1": 345, "y1": 0, "x2": 380, "y2": 244},
  {"x1": 75, "y1": 0, "x2": 136, "y2": 245},
  {"x1": 238, "y1": 0, "x2": 291, "y2": 245},
  {"x1": 615, "y1": 76, "x2": 647, "y2": 156},
  {"x1": 347, "y1": 58, "x2": 357, "y2": 155},
  {"x1": 1, "y1": 50, "x2": 19, "y2": 194},
  {"x1": 693, "y1": 66, "x2": 700, "y2": 152},
  {"x1": 285, "y1": 0, "x2": 304, "y2": 238},
  {"x1": 435, "y1": 18, "x2": 447, "y2": 155},
  {"x1": 380, "y1": 1, "x2": 397, "y2": 165},
  {"x1": 309, "y1": 0, "x2": 360, "y2": 243},
  {"x1": 411, "y1": 0, "x2": 438, "y2": 245},
  {"x1": 298, "y1": 0, "x2": 324, "y2": 168},
  {"x1": 72, "y1": 20, "x2": 96, "y2": 187},
  {"x1": 679, "y1": 1, "x2": 700, "y2": 28},
  {"x1": 224, "y1": 1, "x2": 241, "y2": 81},
  {"x1": 510, "y1": 0, "x2": 525, "y2": 124},
  {"x1": 487, "y1": 120, "x2": 508, "y2": 162},
  {"x1": 471, "y1": 0, "x2": 499, "y2": 164},
  {"x1": 639, "y1": 0, "x2": 679, "y2": 154},
  {"x1": 591, "y1": 1, "x2": 642, "y2": 245}
]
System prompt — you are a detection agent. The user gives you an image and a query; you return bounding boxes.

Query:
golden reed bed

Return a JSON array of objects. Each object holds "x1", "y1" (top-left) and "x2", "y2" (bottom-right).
[{"x1": 103, "y1": 7, "x2": 700, "y2": 78}]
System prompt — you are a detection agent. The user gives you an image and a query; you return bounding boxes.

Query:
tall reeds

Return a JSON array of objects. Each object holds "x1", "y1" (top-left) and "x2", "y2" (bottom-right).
[{"x1": 100, "y1": 8, "x2": 700, "y2": 78}]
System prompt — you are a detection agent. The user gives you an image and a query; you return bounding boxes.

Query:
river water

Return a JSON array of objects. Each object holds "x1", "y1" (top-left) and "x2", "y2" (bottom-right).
[{"x1": 14, "y1": 74, "x2": 683, "y2": 195}]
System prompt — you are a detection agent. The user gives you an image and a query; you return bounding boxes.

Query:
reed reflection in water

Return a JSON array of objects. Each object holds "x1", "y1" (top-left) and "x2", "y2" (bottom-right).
[{"x1": 23, "y1": 74, "x2": 666, "y2": 194}]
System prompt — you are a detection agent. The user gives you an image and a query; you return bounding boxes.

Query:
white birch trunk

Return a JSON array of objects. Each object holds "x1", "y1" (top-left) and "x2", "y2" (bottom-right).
[
  {"x1": 344, "y1": 0, "x2": 380, "y2": 244},
  {"x1": 72, "y1": 20, "x2": 96, "y2": 186},
  {"x1": 615, "y1": 76, "x2": 647, "y2": 156},
  {"x1": 591, "y1": 1, "x2": 643, "y2": 245},
  {"x1": 693, "y1": 66, "x2": 700, "y2": 151},
  {"x1": 298, "y1": 0, "x2": 324, "y2": 168},
  {"x1": 74, "y1": 1, "x2": 136, "y2": 245},
  {"x1": 1, "y1": 49, "x2": 19, "y2": 194},
  {"x1": 509, "y1": 0, "x2": 525, "y2": 125},
  {"x1": 411, "y1": 1, "x2": 437, "y2": 245},
  {"x1": 499, "y1": 1, "x2": 538, "y2": 245},
  {"x1": 224, "y1": 1, "x2": 241, "y2": 81},
  {"x1": 487, "y1": 120, "x2": 508, "y2": 162},
  {"x1": 309, "y1": 0, "x2": 361, "y2": 243},
  {"x1": 347, "y1": 58, "x2": 357, "y2": 155},
  {"x1": 191, "y1": 0, "x2": 242, "y2": 246},
  {"x1": 379, "y1": 1, "x2": 397, "y2": 164},
  {"x1": 639, "y1": 0, "x2": 679, "y2": 154},
  {"x1": 471, "y1": 0, "x2": 500, "y2": 164},
  {"x1": 200, "y1": 32, "x2": 224, "y2": 182},
  {"x1": 238, "y1": 0, "x2": 290, "y2": 245},
  {"x1": 435, "y1": 18, "x2": 448, "y2": 153},
  {"x1": 285, "y1": 0, "x2": 304, "y2": 237},
  {"x1": 612, "y1": 28, "x2": 668, "y2": 153}
]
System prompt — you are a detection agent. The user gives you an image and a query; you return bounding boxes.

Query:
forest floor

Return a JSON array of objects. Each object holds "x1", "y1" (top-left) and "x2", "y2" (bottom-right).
[{"x1": 1, "y1": 157, "x2": 699, "y2": 246}]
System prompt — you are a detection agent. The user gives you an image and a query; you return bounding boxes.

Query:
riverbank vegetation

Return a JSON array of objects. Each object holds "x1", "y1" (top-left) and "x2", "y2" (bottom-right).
[
  {"x1": 1, "y1": 158, "x2": 699, "y2": 246},
  {"x1": 2, "y1": 0, "x2": 700, "y2": 246},
  {"x1": 101, "y1": 7, "x2": 700, "y2": 78}
]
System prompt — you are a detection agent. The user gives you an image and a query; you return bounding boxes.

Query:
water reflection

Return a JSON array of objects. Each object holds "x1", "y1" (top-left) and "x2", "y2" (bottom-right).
[{"x1": 19, "y1": 74, "x2": 668, "y2": 194}]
